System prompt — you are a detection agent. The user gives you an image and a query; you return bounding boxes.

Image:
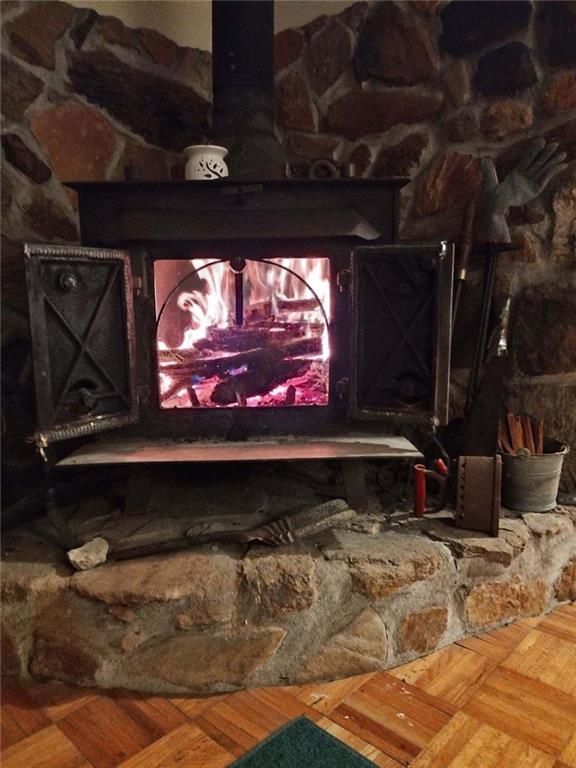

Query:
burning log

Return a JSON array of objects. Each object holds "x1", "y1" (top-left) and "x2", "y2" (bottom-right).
[
  {"x1": 204, "y1": 326, "x2": 271, "y2": 351},
  {"x1": 278, "y1": 297, "x2": 320, "y2": 313},
  {"x1": 211, "y1": 358, "x2": 312, "y2": 405},
  {"x1": 247, "y1": 297, "x2": 319, "y2": 317},
  {"x1": 161, "y1": 335, "x2": 322, "y2": 380},
  {"x1": 285, "y1": 384, "x2": 296, "y2": 405},
  {"x1": 187, "y1": 386, "x2": 201, "y2": 407}
]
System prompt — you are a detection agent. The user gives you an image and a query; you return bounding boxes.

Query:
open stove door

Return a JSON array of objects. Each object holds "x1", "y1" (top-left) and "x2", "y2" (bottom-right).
[
  {"x1": 24, "y1": 244, "x2": 139, "y2": 446},
  {"x1": 349, "y1": 242, "x2": 454, "y2": 427}
]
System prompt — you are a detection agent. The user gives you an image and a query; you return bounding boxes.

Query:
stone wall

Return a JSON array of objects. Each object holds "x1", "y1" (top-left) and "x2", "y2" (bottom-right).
[
  {"x1": 2, "y1": 507, "x2": 575, "y2": 693},
  {"x1": 1, "y1": 0, "x2": 576, "y2": 479}
]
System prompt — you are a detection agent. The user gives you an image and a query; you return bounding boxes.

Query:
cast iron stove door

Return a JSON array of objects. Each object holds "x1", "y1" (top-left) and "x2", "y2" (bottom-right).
[
  {"x1": 350, "y1": 242, "x2": 454, "y2": 426},
  {"x1": 24, "y1": 244, "x2": 138, "y2": 444}
]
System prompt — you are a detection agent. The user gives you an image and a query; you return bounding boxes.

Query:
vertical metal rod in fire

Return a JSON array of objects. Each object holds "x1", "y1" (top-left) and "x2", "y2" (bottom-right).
[{"x1": 230, "y1": 257, "x2": 246, "y2": 327}]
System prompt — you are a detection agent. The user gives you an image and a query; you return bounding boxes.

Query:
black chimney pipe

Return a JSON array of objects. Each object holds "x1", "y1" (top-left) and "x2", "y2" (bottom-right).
[{"x1": 212, "y1": 0, "x2": 286, "y2": 179}]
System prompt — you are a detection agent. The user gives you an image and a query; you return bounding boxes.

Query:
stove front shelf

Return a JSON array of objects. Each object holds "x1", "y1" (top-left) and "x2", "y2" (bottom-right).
[{"x1": 56, "y1": 434, "x2": 421, "y2": 466}]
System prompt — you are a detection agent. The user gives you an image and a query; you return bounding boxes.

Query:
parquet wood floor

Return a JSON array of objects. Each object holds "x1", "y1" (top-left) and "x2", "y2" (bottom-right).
[{"x1": 2, "y1": 604, "x2": 575, "y2": 768}]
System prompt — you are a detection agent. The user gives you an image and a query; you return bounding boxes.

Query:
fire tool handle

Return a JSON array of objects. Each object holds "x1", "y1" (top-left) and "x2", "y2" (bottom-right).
[{"x1": 413, "y1": 462, "x2": 449, "y2": 517}]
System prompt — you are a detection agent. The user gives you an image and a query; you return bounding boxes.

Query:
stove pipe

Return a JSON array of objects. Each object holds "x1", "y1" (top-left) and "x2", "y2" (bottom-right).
[{"x1": 212, "y1": 0, "x2": 287, "y2": 179}]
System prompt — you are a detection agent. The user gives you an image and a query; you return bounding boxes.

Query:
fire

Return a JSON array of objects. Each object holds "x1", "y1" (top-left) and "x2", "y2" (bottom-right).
[{"x1": 155, "y1": 256, "x2": 330, "y2": 408}]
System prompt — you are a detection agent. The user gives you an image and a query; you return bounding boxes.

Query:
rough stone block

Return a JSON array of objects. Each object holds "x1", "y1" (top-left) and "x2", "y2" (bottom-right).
[
  {"x1": 442, "y1": 59, "x2": 472, "y2": 107},
  {"x1": 243, "y1": 553, "x2": 316, "y2": 617},
  {"x1": 543, "y1": 71, "x2": 576, "y2": 114},
  {"x1": 275, "y1": 71, "x2": 315, "y2": 132},
  {"x1": 481, "y1": 100, "x2": 533, "y2": 140},
  {"x1": 125, "y1": 627, "x2": 286, "y2": 692},
  {"x1": 355, "y1": 2, "x2": 439, "y2": 86},
  {"x1": 555, "y1": 557, "x2": 576, "y2": 601},
  {"x1": 522, "y1": 512, "x2": 574, "y2": 539},
  {"x1": 440, "y1": 0, "x2": 532, "y2": 56},
  {"x1": 66, "y1": 49, "x2": 210, "y2": 151},
  {"x1": 423, "y1": 518, "x2": 528, "y2": 566},
  {"x1": 174, "y1": 48, "x2": 212, "y2": 99},
  {"x1": 1, "y1": 133, "x2": 52, "y2": 183},
  {"x1": 414, "y1": 152, "x2": 483, "y2": 216},
  {"x1": 24, "y1": 191, "x2": 78, "y2": 241},
  {"x1": 1, "y1": 536, "x2": 71, "y2": 603},
  {"x1": 96, "y1": 15, "x2": 134, "y2": 48},
  {"x1": 338, "y1": 2, "x2": 369, "y2": 33},
  {"x1": 474, "y1": 43, "x2": 538, "y2": 97},
  {"x1": 305, "y1": 19, "x2": 351, "y2": 95},
  {"x1": 6, "y1": 1, "x2": 74, "y2": 69},
  {"x1": 465, "y1": 576, "x2": 548, "y2": 629},
  {"x1": 136, "y1": 27, "x2": 180, "y2": 70},
  {"x1": 1, "y1": 56, "x2": 44, "y2": 121},
  {"x1": 511, "y1": 284, "x2": 576, "y2": 376},
  {"x1": 323, "y1": 531, "x2": 449, "y2": 600},
  {"x1": 297, "y1": 608, "x2": 387, "y2": 682},
  {"x1": 399, "y1": 606, "x2": 448, "y2": 653},
  {"x1": 372, "y1": 133, "x2": 428, "y2": 178},
  {"x1": 71, "y1": 551, "x2": 238, "y2": 627},
  {"x1": 539, "y1": 1, "x2": 576, "y2": 68},
  {"x1": 30, "y1": 101, "x2": 117, "y2": 183},
  {"x1": 31, "y1": 636, "x2": 101, "y2": 684},
  {"x1": 274, "y1": 28, "x2": 305, "y2": 74},
  {"x1": 327, "y1": 88, "x2": 443, "y2": 140},
  {"x1": 445, "y1": 109, "x2": 479, "y2": 143}
]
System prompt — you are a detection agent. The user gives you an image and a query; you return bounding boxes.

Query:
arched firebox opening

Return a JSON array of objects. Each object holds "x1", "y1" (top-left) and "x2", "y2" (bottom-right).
[{"x1": 154, "y1": 256, "x2": 331, "y2": 409}]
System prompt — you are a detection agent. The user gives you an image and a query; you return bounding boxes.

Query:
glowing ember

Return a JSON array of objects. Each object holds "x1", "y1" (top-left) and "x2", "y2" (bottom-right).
[{"x1": 155, "y1": 257, "x2": 330, "y2": 408}]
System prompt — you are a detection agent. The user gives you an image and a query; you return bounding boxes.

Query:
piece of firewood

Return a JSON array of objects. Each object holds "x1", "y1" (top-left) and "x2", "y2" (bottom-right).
[
  {"x1": 277, "y1": 297, "x2": 319, "y2": 313},
  {"x1": 521, "y1": 415, "x2": 536, "y2": 454},
  {"x1": 161, "y1": 335, "x2": 322, "y2": 380},
  {"x1": 211, "y1": 358, "x2": 311, "y2": 405},
  {"x1": 187, "y1": 386, "x2": 200, "y2": 407},
  {"x1": 536, "y1": 417, "x2": 544, "y2": 454},
  {"x1": 507, "y1": 412, "x2": 524, "y2": 452},
  {"x1": 498, "y1": 418, "x2": 514, "y2": 454}
]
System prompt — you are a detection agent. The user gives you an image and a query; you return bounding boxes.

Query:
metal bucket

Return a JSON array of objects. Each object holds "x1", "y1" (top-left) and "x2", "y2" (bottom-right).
[{"x1": 501, "y1": 438, "x2": 569, "y2": 512}]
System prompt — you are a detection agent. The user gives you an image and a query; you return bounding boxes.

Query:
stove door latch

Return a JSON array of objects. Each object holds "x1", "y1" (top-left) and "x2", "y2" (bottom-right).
[{"x1": 337, "y1": 269, "x2": 350, "y2": 294}]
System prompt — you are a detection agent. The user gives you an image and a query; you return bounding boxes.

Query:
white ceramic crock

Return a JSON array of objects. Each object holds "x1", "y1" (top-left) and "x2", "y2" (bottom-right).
[{"x1": 184, "y1": 145, "x2": 229, "y2": 180}]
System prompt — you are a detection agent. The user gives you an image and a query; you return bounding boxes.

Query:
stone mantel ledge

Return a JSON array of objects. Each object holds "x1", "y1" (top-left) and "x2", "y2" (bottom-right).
[{"x1": 1, "y1": 507, "x2": 575, "y2": 695}]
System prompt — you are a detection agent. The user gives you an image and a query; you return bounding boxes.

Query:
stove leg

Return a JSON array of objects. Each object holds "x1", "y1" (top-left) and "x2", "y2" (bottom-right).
[
  {"x1": 45, "y1": 486, "x2": 78, "y2": 549},
  {"x1": 125, "y1": 466, "x2": 153, "y2": 516},
  {"x1": 341, "y1": 458, "x2": 368, "y2": 511},
  {"x1": 42, "y1": 453, "x2": 78, "y2": 549}
]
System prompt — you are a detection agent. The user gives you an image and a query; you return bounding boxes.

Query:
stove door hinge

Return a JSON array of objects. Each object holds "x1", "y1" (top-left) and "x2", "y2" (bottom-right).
[
  {"x1": 31, "y1": 433, "x2": 49, "y2": 462},
  {"x1": 136, "y1": 385, "x2": 150, "y2": 407}
]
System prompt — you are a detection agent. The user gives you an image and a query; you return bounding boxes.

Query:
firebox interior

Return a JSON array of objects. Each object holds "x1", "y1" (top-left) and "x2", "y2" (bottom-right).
[{"x1": 154, "y1": 256, "x2": 331, "y2": 409}]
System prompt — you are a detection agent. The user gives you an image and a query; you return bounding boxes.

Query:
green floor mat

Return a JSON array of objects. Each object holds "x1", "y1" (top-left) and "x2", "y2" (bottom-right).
[{"x1": 229, "y1": 716, "x2": 377, "y2": 767}]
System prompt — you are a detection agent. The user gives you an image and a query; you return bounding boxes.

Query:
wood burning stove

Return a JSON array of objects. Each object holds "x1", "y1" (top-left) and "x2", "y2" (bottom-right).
[
  {"x1": 24, "y1": 179, "x2": 453, "y2": 456},
  {"x1": 22, "y1": 178, "x2": 454, "y2": 548}
]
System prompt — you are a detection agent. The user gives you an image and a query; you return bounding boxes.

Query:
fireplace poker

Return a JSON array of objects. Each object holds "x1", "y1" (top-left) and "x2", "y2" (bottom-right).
[{"x1": 452, "y1": 198, "x2": 476, "y2": 332}]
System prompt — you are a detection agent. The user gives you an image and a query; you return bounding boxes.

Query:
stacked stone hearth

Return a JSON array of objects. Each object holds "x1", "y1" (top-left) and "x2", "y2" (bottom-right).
[
  {"x1": 2, "y1": 0, "x2": 575, "y2": 485},
  {"x1": 2, "y1": 506, "x2": 575, "y2": 693}
]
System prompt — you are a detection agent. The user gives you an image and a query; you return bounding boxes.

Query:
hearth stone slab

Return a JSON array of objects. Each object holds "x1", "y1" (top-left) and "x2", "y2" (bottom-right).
[
  {"x1": 2, "y1": 507, "x2": 575, "y2": 694},
  {"x1": 56, "y1": 435, "x2": 422, "y2": 466}
]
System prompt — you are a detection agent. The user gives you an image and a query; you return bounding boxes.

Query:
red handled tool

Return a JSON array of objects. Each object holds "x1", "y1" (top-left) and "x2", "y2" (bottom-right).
[{"x1": 413, "y1": 459, "x2": 449, "y2": 517}]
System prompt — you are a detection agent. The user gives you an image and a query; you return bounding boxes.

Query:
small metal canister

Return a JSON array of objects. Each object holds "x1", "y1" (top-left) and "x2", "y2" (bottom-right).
[{"x1": 501, "y1": 438, "x2": 569, "y2": 512}]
